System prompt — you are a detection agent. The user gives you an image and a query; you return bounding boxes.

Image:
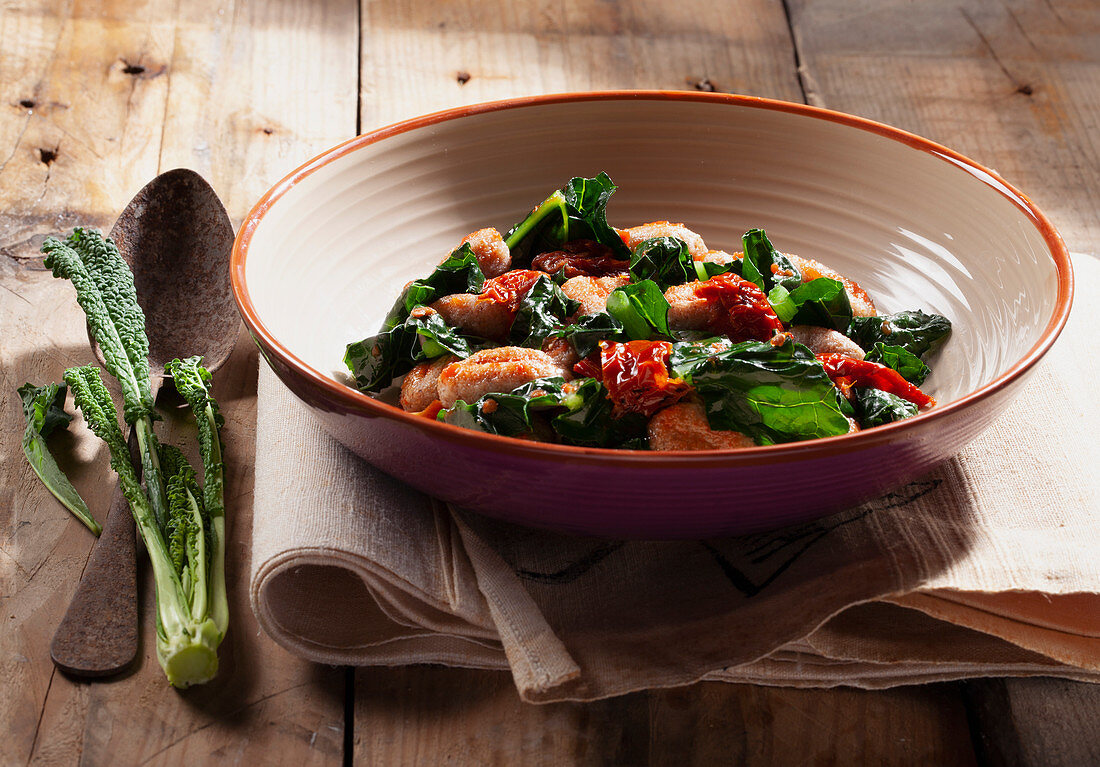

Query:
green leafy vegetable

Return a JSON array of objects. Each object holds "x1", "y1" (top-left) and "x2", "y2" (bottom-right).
[
  {"x1": 382, "y1": 244, "x2": 484, "y2": 330},
  {"x1": 42, "y1": 230, "x2": 170, "y2": 529},
  {"x1": 864, "y1": 343, "x2": 930, "y2": 385},
  {"x1": 509, "y1": 275, "x2": 579, "y2": 348},
  {"x1": 550, "y1": 312, "x2": 625, "y2": 357},
  {"x1": 550, "y1": 377, "x2": 648, "y2": 448},
  {"x1": 504, "y1": 173, "x2": 630, "y2": 262},
  {"x1": 765, "y1": 277, "x2": 853, "y2": 331},
  {"x1": 559, "y1": 174, "x2": 632, "y2": 259},
  {"x1": 673, "y1": 337, "x2": 851, "y2": 444},
  {"x1": 740, "y1": 229, "x2": 802, "y2": 293},
  {"x1": 442, "y1": 378, "x2": 564, "y2": 438},
  {"x1": 18, "y1": 383, "x2": 100, "y2": 535},
  {"x1": 853, "y1": 388, "x2": 918, "y2": 427},
  {"x1": 504, "y1": 190, "x2": 569, "y2": 263},
  {"x1": 847, "y1": 310, "x2": 952, "y2": 359},
  {"x1": 629, "y1": 236, "x2": 693, "y2": 288},
  {"x1": 605, "y1": 280, "x2": 671, "y2": 340},
  {"x1": 39, "y1": 228, "x2": 229, "y2": 689},
  {"x1": 346, "y1": 310, "x2": 475, "y2": 392},
  {"x1": 42, "y1": 230, "x2": 153, "y2": 421},
  {"x1": 440, "y1": 376, "x2": 646, "y2": 448},
  {"x1": 166, "y1": 357, "x2": 227, "y2": 636},
  {"x1": 789, "y1": 278, "x2": 853, "y2": 331},
  {"x1": 738, "y1": 229, "x2": 853, "y2": 331},
  {"x1": 64, "y1": 365, "x2": 223, "y2": 688}
]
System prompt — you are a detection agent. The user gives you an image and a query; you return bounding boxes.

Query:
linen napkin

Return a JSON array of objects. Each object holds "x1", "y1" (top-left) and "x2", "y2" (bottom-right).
[{"x1": 250, "y1": 254, "x2": 1100, "y2": 703}]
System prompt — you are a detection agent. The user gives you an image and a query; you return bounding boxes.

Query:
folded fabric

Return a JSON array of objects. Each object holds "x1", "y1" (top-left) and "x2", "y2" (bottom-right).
[{"x1": 250, "y1": 254, "x2": 1100, "y2": 703}]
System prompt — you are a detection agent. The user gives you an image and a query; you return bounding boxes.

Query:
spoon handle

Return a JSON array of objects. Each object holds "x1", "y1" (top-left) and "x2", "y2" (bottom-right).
[
  {"x1": 50, "y1": 378, "x2": 165, "y2": 676},
  {"x1": 49, "y1": 481, "x2": 138, "y2": 676}
]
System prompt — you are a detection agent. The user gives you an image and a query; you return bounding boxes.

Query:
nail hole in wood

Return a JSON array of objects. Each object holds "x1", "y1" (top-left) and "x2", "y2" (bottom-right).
[
  {"x1": 456, "y1": 71, "x2": 471, "y2": 86},
  {"x1": 38, "y1": 147, "x2": 57, "y2": 165},
  {"x1": 693, "y1": 78, "x2": 717, "y2": 92},
  {"x1": 261, "y1": 127, "x2": 274, "y2": 135},
  {"x1": 1016, "y1": 83, "x2": 1034, "y2": 96},
  {"x1": 19, "y1": 99, "x2": 35, "y2": 109}
]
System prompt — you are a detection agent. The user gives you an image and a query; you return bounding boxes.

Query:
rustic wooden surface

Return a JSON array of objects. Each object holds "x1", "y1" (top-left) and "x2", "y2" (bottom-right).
[{"x1": 1, "y1": 0, "x2": 1097, "y2": 765}]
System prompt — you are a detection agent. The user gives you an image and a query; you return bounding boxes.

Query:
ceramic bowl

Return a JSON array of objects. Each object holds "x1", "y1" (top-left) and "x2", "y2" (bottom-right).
[{"x1": 232, "y1": 92, "x2": 1071, "y2": 538}]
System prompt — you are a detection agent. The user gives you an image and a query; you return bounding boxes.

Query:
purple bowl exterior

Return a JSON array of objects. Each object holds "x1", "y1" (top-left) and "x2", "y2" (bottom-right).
[{"x1": 260, "y1": 334, "x2": 1033, "y2": 539}]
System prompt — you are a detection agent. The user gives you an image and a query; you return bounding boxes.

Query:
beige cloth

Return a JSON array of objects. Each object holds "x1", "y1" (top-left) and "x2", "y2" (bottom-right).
[{"x1": 250, "y1": 254, "x2": 1100, "y2": 703}]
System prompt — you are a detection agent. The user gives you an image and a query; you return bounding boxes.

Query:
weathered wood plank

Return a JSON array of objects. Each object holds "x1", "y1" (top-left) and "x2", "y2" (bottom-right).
[
  {"x1": 966, "y1": 678, "x2": 1100, "y2": 767},
  {"x1": 786, "y1": 0, "x2": 1100, "y2": 251},
  {"x1": 354, "y1": 667, "x2": 977, "y2": 766},
  {"x1": 1, "y1": 4, "x2": 176, "y2": 763},
  {"x1": 355, "y1": 666, "x2": 650, "y2": 766},
  {"x1": 647, "y1": 683, "x2": 977, "y2": 766},
  {"x1": 358, "y1": 0, "x2": 804, "y2": 128},
  {"x1": 1, "y1": 0, "x2": 358, "y2": 764}
]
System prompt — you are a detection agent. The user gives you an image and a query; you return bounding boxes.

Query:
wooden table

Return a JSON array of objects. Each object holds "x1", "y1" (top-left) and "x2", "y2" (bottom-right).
[{"x1": 3, "y1": 1, "x2": 1098, "y2": 764}]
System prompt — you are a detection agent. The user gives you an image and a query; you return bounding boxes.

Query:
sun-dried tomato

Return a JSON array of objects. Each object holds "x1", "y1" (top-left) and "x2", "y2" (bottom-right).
[
  {"x1": 531, "y1": 240, "x2": 630, "y2": 278},
  {"x1": 476, "y1": 269, "x2": 543, "y2": 314},
  {"x1": 572, "y1": 352, "x2": 602, "y2": 380},
  {"x1": 817, "y1": 354, "x2": 935, "y2": 408},
  {"x1": 693, "y1": 273, "x2": 784, "y2": 342},
  {"x1": 599, "y1": 340, "x2": 691, "y2": 417}
]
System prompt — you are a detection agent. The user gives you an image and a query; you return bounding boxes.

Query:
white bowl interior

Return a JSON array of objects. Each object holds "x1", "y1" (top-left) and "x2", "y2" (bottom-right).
[{"x1": 244, "y1": 98, "x2": 1059, "y2": 405}]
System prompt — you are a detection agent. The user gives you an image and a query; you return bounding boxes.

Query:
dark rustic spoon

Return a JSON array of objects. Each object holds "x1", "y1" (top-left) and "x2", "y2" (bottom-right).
[{"x1": 50, "y1": 169, "x2": 238, "y2": 677}]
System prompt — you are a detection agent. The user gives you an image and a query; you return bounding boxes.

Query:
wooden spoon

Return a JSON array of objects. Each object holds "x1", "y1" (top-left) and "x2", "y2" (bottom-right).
[{"x1": 50, "y1": 169, "x2": 238, "y2": 677}]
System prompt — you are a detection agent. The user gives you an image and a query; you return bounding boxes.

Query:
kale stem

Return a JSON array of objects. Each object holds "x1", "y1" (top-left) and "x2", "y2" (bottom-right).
[{"x1": 503, "y1": 190, "x2": 568, "y2": 250}]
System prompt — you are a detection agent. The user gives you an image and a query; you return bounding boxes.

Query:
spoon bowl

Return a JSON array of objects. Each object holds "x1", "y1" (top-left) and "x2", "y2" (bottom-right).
[{"x1": 91, "y1": 168, "x2": 238, "y2": 377}]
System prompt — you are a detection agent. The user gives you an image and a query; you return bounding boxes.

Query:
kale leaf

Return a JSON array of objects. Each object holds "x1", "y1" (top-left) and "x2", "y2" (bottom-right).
[
  {"x1": 551, "y1": 377, "x2": 648, "y2": 448},
  {"x1": 18, "y1": 382, "x2": 100, "y2": 535},
  {"x1": 847, "y1": 310, "x2": 952, "y2": 359},
  {"x1": 864, "y1": 342, "x2": 930, "y2": 385},
  {"x1": 504, "y1": 173, "x2": 630, "y2": 263},
  {"x1": 853, "y1": 388, "x2": 918, "y2": 427},
  {"x1": 550, "y1": 312, "x2": 626, "y2": 358},
  {"x1": 740, "y1": 228, "x2": 803, "y2": 293},
  {"x1": 629, "y1": 236, "x2": 693, "y2": 288},
  {"x1": 346, "y1": 310, "x2": 475, "y2": 392},
  {"x1": 674, "y1": 337, "x2": 851, "y2": 444},
  {"x1": 509, "y1": 275, "x2": 579, "y2": 348},
  {"x1": 440, "y1": 376, "x2": 647, "y2": 448},
  {"x1": 605, "y1": 280, "x2": 671, "y2": 340},
  {"x1": 382, "y1": 244, "x2": 484, "y2": 330}
]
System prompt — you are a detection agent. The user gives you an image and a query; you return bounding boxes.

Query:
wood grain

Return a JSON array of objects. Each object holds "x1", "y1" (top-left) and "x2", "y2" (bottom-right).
[
  {"x1": 967, "y1": 677, "x2": 1100, "y2": 767},
  {"x1": 789, "y1": 4, "x2": 1100, "y2": 765},
  {"x1": 358, "y1": 0, "x2": 804, "y2": 128},
  {"x1": 786, "y1": 0, "x2": 1100, "y2": 251},
  {"x1": 354, "y1": 667, "x2": 978, "y2": 766},
  {"x1": 1, "y1": 1, "x2": 358, "y2": 764}
]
